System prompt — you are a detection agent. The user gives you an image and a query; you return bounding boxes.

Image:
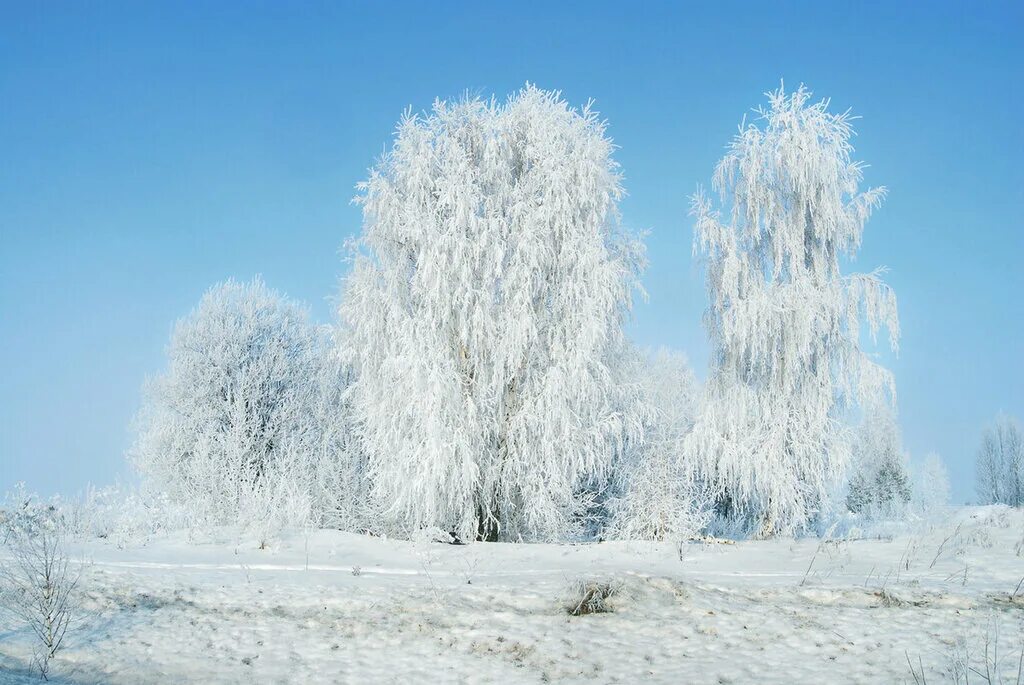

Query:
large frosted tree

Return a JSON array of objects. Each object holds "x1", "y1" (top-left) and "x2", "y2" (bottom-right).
[
  {"x1": 341, "y1": 85, "x2": 644, "y2": 542},
  {"x1": 689, "y1": 85, "x2": 900, "y2": 536}
]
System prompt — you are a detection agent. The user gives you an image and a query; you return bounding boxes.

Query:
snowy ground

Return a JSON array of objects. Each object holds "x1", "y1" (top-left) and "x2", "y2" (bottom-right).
[{"x1": 1, "y1": 506, "x2": 1022, "y2": 684}]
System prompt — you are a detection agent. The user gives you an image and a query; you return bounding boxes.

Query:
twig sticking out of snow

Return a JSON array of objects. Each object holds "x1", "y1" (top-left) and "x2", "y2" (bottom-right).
[
  {"x1": 929, "y1": 522, "x2": 963, "y2": 569},
  {"x1": 905, "y1": 650, "x2": 927, "y2": 685},
  {"x1": 1010, "y1": 577, "x2": 1024, "y2": 603}
]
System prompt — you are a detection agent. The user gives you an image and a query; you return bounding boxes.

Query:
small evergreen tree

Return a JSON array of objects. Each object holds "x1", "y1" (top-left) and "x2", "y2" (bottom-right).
[{"x1": 846, "y1": 405, "x2": 911, "y2": 518}]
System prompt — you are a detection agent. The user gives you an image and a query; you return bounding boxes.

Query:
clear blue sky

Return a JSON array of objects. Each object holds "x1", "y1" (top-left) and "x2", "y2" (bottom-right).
[{"x1": 2, "y1": 1, "x2": 1021, "y2": 504}]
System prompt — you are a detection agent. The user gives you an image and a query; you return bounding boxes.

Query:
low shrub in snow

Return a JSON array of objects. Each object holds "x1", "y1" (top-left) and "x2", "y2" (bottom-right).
[
  {"x1": 61, "y1": 484, "x2": 194, "y2": 547},
  {"x1": 907, "y1": 613, "x2": 1024, "y2": 685},
  {"x1": 565, "y1": 579, "x2": 621, "y2": 616}
]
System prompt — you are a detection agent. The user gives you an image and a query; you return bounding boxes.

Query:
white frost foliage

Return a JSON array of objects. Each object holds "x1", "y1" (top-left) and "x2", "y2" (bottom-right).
[
  {"x1": 975, "y1": 414, "x2": 1024, "y2": 507},
  {"x1": 341, "y1": 85, "x2": 645, "y2": 542},
  {"x1": 606, "y1": 349, "x2": 712, "y2": 540},
  {"x1": 1, "y1": 483, "x2": 62, "y2": 543},
  {"x1": 913, "y1": 453, "x2": 950, "y2": 517},
  {"x1": 62, "y1": 484, "x2": 169, "y2": 545},
  {"x1": 688, "y1": 85, "x2": 900, "y2": 537},
  {"x1": 131, "y1": 278, "x2": 363, "y2": 531},
  {"x1": 845, "y1": 403, "x2": 911, "y2": 519}
]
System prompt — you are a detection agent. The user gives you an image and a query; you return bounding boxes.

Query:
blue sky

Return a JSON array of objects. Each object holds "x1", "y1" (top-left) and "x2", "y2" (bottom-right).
[{"x1": 1, "y1": 1, "x2": 1021, "y2": 504}]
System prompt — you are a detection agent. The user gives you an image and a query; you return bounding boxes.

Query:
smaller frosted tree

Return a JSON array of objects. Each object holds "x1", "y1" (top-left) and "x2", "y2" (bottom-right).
[
  {"x1": 689, "y1": 84, "x2": 900, "y2": 536},
  {"x1": 845, "y1": 404, "x2": 911, "y2": 519},
  {"x1": 606, "y1": 349, "x2": 711, "y2": 540},
  {"x1": 914, "y1": 453, "x2": 950, "y2": 518},
  {"x1": 131, "y1": 278, "x2": 358, "y2": 529},
  {"x1": 976, "y1": 414, "x2": 1023, "y2": 507}
]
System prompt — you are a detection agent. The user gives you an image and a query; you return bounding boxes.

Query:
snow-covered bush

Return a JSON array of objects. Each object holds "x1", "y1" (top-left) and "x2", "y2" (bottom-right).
[
  {"x1": 131, "y1": 278, "x2": 362, "y2": 533},
  {"x1": 605, "y1": 349, "x2": 712, "y2": 540},
  {"x1": 341, "y1": 85, "x2": 644, "y2": 542},
  {"x1": 1, "y1": 483, "x2": 62, "y2": 544},
  {"x1": 688, "y1": 85, "x2": 900, "y2": 537},
  {"x1": 60, "y1": 484, "x2": 173, "y2": 546},
  {"x1": 565, "y1": 578, "x2": 621, "y2": 615},
  {"x1": 975, "y1": 414, "x2": 1023, "y2": 507},
  {"x1": 845, "y1": 405, "x2": 912, "y2": 519}
]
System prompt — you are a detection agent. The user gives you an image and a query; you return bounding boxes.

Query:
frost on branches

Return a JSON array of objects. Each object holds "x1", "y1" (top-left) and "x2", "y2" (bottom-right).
[
  {"x1": 845, "y1": 403, "x2": 911, "y2": 519},
  {"x1": 914, "y1": 453, "x2": 950, "y2": 517},
  {"x1": 131, "y1": 278, "x2": 364, "y2": 531},
  {"x1": 689, "y1": 86, "x2": 900, "y2": 537},
  {"x1": 605, "y1": 349, "x2": 712, "y2": 541},
  {"x1": 340, "y1": 85, "x2": 645, "y2": 542},
  {"x1": 975, "y1": 414, "x2": 1023, "y2": 507}
]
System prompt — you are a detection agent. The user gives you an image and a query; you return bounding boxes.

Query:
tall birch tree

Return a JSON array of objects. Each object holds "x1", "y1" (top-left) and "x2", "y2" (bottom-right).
[{"x1": 689, "y1": 85, "x2": 900, "y2": 536}]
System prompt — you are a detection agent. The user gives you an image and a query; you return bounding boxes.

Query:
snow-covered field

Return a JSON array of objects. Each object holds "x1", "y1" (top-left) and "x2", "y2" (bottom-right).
[{"x1": 1, "y1": 507, "x2": 1022, "y2": 684}]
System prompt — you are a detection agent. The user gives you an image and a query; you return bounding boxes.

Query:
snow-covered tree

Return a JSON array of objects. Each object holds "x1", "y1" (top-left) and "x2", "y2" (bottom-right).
[
  {"x1": 605, "y1": 349, "x2": 711, "y2": 541},
  {"x1": 689, "y1": 85, "x2": 900, "y2": 537},
  {"x1": 845, "y1": 404, "x2": 911, "y2": 518},
  {"x1": 914, "y1": 453, "x2": 950, "y2": 517},
  {"x1": 285, "y1": 335, "x2": 372, "y2": 533},
  {"x1": 131, "y1": 278, "x2": 360, "y2": 529},
  {"x1": 976, "y1": 414, "x2": 1023, "y2": 507},
  {"x1": 340, "y1": 85, "x2": 644, "y2": 542}
]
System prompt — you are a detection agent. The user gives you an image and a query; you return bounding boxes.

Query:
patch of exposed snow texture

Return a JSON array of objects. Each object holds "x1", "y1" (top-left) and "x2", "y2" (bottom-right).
[{"x1": 2, "y1": 506, "x2": 1022, "y2": 684}]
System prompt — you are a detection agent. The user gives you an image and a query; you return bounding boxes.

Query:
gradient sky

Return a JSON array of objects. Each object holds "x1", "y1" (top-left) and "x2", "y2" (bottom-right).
[{"x1": 2, "y1": 1, "x2": 1021, "y2": 504}]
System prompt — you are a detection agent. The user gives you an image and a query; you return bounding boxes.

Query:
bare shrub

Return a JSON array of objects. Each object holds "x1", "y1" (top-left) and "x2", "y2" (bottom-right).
[
  {"x1": 957, "y1": 526, "x2": 993, "y2": 554},
  {"x1": 565, "y1": 579, "x2": 621, "y2": 616},
  {"x1": 907, "y1": 614, "x2": 1024, "y2": 684},
  {"x1": 0, "y1": 522, "x2": 81, "y2": 680}
]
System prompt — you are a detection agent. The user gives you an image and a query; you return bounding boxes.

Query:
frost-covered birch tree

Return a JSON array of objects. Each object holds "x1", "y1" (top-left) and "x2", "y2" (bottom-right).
[
  {"x1": 132, "y1": 278, "x2": 361, "y2": 529},
  {"x1": 689, "y1": 85, "x2": 900, "y2": 536},
  {"x1": 341, "y1": 85, "x2": 644, "y2": 542},
  {"x1": 976, "y1": 414, "x2": 1023, "y2": 507},
  {"x1": 914, "y1": 453, "x2": 950, "y2": 517}
]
